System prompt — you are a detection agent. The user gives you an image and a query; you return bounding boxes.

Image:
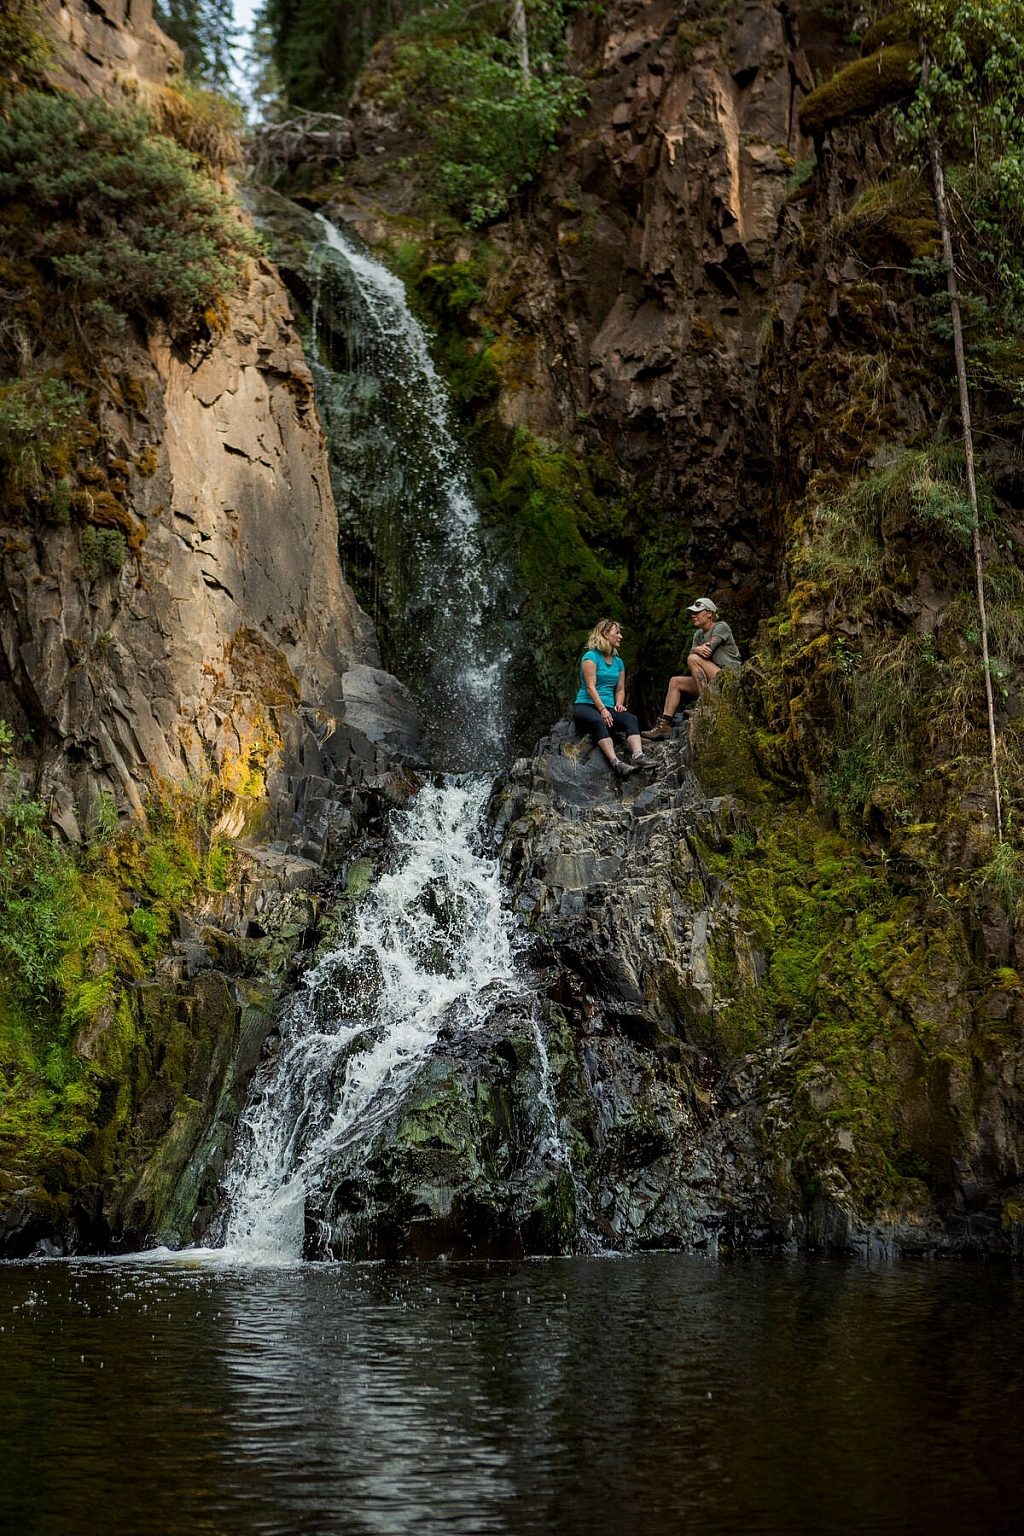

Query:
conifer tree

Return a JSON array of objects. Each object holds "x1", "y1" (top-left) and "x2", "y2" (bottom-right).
[{"x1": 155, "y1": 0, "x2": 238, "y2": 89}]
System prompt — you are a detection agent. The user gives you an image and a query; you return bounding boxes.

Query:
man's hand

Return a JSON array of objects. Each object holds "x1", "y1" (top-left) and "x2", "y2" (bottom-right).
[{"x1": 696, "y1": 643, "x2": 713, "y2": 659}]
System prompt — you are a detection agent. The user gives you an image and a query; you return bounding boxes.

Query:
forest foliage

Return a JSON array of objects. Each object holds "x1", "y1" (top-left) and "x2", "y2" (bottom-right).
[
  {"x1": 256, "y1": 0, "x2": 586, "y2": 226},
  {"x1": 384, "y1": 0, "x2": 586, "y2": 226},
  {"x1": 154, "y1": 0, "x2": 239, "y2": 89},
  {"x1": 899, "y1": 1, "x2": 1024, "y2": 377}
]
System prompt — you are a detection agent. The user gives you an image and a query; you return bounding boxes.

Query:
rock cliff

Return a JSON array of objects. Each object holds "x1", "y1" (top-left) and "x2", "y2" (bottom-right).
[
  {"x1": 0, "y1": 0, "x2": 425, "y2": 1255},
  {"x1": 317, "y1": 0, "x2": 834, "y2": 702}
]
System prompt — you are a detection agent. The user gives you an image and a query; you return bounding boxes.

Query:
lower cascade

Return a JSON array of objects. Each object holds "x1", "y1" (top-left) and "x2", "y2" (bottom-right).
[{"x1": 217, "y1": 779, "x2": 526, "y2": 1261}]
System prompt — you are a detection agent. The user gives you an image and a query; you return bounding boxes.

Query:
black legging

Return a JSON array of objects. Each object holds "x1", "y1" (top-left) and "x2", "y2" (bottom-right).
[{"x1": 573, "y1": 703, "x2": 639, "y2": 745}]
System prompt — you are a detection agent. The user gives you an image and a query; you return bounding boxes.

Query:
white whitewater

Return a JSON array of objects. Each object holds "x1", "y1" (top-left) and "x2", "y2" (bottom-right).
[
  {"x1": 309, "y1": 215, "x2": 510, "y2": 772},
  {"x1": 218, "y1": 779, "x2": 522, "y2": 1262}
]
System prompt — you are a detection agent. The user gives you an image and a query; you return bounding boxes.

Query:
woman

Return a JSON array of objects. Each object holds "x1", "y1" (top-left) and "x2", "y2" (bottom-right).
[
  {"x1": 573, "y1": 620, "x2": 648, "y2": 778},
  {"x1": 643, "y1": 597, "x2": 741, "y2": 740}
]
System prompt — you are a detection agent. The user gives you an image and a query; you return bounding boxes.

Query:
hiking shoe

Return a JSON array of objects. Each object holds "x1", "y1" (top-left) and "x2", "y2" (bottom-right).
[
  {"x1": 610, "y1": 757, "x2": 638, "y2": 778},
  {"x1": 641, "y1": 719, "x2": 673, "y2": 741},
  {"x1": 632, "y1": 752, "x2": 651, "y2": 768}
]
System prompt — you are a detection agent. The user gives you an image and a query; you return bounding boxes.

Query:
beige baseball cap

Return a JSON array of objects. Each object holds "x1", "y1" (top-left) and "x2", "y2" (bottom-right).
[{"x1": 686, "y1": 597, "x2": 718, "y2": 614}]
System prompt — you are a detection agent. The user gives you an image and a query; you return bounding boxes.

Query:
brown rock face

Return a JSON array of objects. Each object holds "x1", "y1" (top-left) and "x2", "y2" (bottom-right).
[
  {"x1": 41, "y1": 0, "x2": 182, "y2": 99},
  {"x1": 0, "y1": 260, "x2": 405, "y2": 843},
  {"x1": 3, "y1": 3, "x2": 422, "y2": 849},
  {"x1": 487, "y1": 0, "x2": 818, "y2": 620}
]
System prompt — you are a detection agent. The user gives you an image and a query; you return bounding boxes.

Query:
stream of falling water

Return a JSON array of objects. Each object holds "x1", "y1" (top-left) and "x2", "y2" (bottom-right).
[
  {"x1": 206, "y1": 218, "x2": 554, "y2": 1262},
  {"x1": 217, "y1": 779, "x2": 525, "y2": 1262},
  {"x1": 308, "y1": 214, "x2": 512, "y2": 773}
]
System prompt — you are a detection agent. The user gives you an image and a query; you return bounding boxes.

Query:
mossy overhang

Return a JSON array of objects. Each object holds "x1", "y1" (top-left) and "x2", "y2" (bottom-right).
[{"x1": 799, "y1": 42, "x2": 918, "y2": 138}]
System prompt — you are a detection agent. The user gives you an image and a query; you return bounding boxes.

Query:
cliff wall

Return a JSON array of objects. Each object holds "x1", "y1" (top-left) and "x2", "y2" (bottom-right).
[{"x1": 0, "y1": 1, "x2": 424, "y2": 1254}]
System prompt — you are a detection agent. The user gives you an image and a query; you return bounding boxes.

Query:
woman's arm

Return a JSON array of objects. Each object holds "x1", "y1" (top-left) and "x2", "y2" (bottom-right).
[
  {"x1": 582, "y1": 658, "x2": 613, "y2": 723},
  {"x1": 614, "y1": 666, "x2": 625, "y2": 710}
]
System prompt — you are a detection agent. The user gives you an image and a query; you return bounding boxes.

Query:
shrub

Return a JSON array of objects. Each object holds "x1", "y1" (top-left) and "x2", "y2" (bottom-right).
[
  {"x1": 0, "y1": 90, "x2": 260, "y2": 333},
  {"x1": 897, "y1": 2, "x2": 1024, "y2": 344},
  {"x1": 383, "y1": 1, "x2": 587, "y2": 226},
  {"x1": 79, "y1": 526, "x2": 128, "y2": 577},
  {"x1": 0, "y1": 373, "x2": 87, "y2": 499}
]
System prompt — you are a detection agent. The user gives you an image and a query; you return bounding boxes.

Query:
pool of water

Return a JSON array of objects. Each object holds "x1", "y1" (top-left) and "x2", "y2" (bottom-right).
[{"x1": 1, "y1": 1254, "x2": 1021, "y2": 1534}]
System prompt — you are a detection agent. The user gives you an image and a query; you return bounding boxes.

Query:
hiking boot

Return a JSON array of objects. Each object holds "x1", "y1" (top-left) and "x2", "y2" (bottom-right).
[
  {"x1": 632, "y1": 752, "x2": 652, "y2": 768},
  {"x1": 641, "y1": 719, "x2": 673, "y2": 741},
  {"x1": 610, "y1": 756, "x2": 638, "y2": 778}
]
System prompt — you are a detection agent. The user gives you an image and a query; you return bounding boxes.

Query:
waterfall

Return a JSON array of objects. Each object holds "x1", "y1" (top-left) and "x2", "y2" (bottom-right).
[
  {"x1": 218, "y1": 780, "x2": 524, "y2": 1262},
  {"x1": 308, "y1": 215, "x2": 512, "y2": 773},
  {"x1": 201, "y1": 214, "x2": 568, "y2": 1265}
]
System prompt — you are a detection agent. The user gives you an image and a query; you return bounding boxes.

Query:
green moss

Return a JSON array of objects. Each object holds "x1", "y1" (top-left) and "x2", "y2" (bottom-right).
[
  {"x1": 701, "y1": 803, "x2": 977, "y2": 1214},
  {"x1": 0, "y1": 764, "x2": 248, "y2": 1191},
  {"x1": 691, "y1": 676, "x2": 767, "y2": 803},
  {"x1": 798, "y1": 43, "x2": 917, "y2": 136}
]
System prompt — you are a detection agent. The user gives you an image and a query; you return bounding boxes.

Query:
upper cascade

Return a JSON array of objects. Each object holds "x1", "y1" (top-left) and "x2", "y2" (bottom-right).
[{"x1": 307, "y1": 215, "x2": 514, "y2": 774}]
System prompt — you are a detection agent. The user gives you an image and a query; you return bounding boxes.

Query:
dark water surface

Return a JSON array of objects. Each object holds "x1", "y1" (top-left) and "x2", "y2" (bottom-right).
[{"x1": 1, "y1": 1254, "x2": 1021, "y2": 1535}]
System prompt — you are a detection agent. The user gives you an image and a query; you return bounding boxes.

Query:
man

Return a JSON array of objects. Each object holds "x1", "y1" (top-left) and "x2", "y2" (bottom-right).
[{"x1": 642, "y1": 598, "x2": 741, "y2": 740}]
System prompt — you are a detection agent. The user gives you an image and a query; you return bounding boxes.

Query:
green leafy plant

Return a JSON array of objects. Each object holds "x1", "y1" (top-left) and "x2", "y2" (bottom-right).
[
  {"x1": 897, "y1": 2, "x2": 1024, "y2": 338},
  {"x1": 79, "y1": 526, "x2": 128, "y2": 578},
  {"x1": 0, "y1": 91, "x2": 260, "y2": 334},
  {"x1": 0, "y1": 374, "x2": 87, "y2": 499},
  {"x1": 383, "y1": 1, "x2": 587, "y2": 226}
]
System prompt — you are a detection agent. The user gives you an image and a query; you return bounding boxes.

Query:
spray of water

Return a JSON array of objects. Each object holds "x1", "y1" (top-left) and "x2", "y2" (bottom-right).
[{"x1": 219, "y1": 780, "x2": 523, "y2": 1261}]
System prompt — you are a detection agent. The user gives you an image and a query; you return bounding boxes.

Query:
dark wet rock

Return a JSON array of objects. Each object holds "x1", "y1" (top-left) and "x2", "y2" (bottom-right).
[
  {"x1": 0, "y1": 970, "x2": 277, "y2": 1257},
  {"x1": 302, "y1": 720, "x2": 1024, "y2": 1262},
  {"x1": 303, "y1": 722, "x2": 787, "y2": 1258}
]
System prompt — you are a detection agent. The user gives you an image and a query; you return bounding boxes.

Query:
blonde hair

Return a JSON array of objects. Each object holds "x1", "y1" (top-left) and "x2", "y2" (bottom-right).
[{"x1": 586, "y1": 619, "x2": 621, "y2": 657}]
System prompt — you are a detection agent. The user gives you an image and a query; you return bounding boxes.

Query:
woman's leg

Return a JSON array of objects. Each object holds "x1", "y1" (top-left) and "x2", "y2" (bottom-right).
[
  {"x1": 644, "y1": 678, "x2": 697, "y2": 738},
  {"x1": 663, "y1": 674, "x2": 699, "y2": 715},
  {"x1": 687, "y1": 654, "x2": 722, "y2": 694},
  {"x1": 573, "y1": 703, "x2": 607, "y2": 741},
  {"x1": 610, "y1": 710, "x2": 644, "y2": 760},
  {"x1": 574, "y1": 704, "x2": 627, "y2": 770}
]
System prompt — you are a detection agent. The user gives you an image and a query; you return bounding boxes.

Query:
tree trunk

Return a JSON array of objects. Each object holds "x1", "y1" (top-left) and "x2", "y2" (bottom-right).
[
  {"x1": 924, "y1": 53, "x2": 1003, "y2": 841},
  {"x1": 510, "y1": 0, "x2": 530, "y2": 80}
]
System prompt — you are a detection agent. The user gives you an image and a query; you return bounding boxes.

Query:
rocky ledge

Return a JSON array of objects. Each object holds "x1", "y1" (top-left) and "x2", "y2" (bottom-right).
[
  {"x1": 302, "y1": 721, "x2": 783, "y2": 1259},
  {"x1": 300, "y1": 713, "x2": 1024, "y2": 1261}
]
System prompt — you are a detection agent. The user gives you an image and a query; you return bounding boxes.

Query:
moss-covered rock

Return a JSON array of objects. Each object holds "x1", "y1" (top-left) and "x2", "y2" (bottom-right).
[{"x1": 798, "y1": 43, "x2": 918, "y2": 137}]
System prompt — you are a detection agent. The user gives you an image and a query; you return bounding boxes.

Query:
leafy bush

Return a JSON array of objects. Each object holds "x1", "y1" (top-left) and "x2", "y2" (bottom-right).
[
  {"x1": 0, "y1": 90, "x2": 260, "y2": 333},
  {"x1": 898, "y1": 2, "x2": 1024, "y2": 338},
  {"x1": 0, "y1": 373, "x2": 87, "y2": 499},
  {"x1": 79, "y1": 526, "x2": 128, "y2": 577},
  {"x1": 384, "y1": 1, "x2": 587, "y2": 226}
]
